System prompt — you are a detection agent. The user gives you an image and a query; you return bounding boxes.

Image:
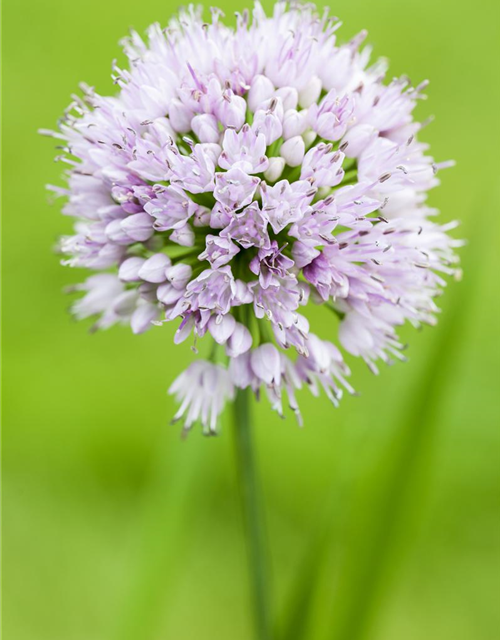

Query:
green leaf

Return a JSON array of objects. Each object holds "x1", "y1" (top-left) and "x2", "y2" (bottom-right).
[
  {"x1": 325, "y1": 210, "x2": 486, "y2": 640},
  {"x1": 277, "y1": 484, "x2": 344, "y2": 640},
  {"x1": 111, "y1": 429, "x2": 206, "y2": 640},
  {"x1": 278, "y1": 199, "x2": 490, "y2": 640}
]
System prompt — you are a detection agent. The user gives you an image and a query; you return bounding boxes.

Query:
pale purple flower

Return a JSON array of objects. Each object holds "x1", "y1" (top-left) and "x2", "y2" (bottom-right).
[
  {"x1": 169, "y1": 361, "x2": 235, "y2": 435},
  {"x1": 250, "y1": 343, "x2": 282, "y2": 387},
  {"x1": 252, "y1": 98, "x2": 284, "y2": 144},
  {"x1": 261, "y1": 179, "x2": 315, "y2": 233},
  {"x1": 199, "y1": 234, "x2": 240, "y2": 269},
  {"x1": 307, "y1": 90, "x2": 354, "y2": 141},
  {"x1": 295, "y1": 335, "x2": 355, "y2": 407},
  {"x1": 249, "y1": 241, "x2": 295, "y2": 289},
  {"x1": 71, "y1": 274, "x2": 124, "y2": 322},
  {"x1": 219, "y1": 126, "x2": 269, "y2": 174},
  {"x1": 145, "y1": 186, "x2": 196, "y2": 232},
  {"x1": 43, "y1": 2, "x2": 460, "y2": 433},
  {"x1": 300, "y1": 144, "x2": 345, "y2": 188},
  {"x1": 214, "y1": 168, "x2": 260, "y2": 210},
  {"x1": 169, "y1": 266, "x2": 236, "y2": 321},
  {"x1": 168, "y1": 144, "x2": 217, "y2": 193},
  {"x1": 131, "y1": 302, "x2": 161, "y2": 334},
  {"x1": 220, "y1": 203, "x2": 270, "y2": 249}
]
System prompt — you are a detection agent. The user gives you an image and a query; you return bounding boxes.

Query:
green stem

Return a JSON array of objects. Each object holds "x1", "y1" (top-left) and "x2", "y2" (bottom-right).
[{"x1": 233, "y1": 388, "x2": 272, "y2": 640}]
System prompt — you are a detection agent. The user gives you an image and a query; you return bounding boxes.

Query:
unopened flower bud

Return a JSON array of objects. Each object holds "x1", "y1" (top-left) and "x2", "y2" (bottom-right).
[
  {"x1": 168, "y1": 99, "x2": 193, "y2": 133},
  {"x1": 208, "y1": 313, "x2": 236, "y2": 344},
  {"x1": 120, "y1": 213, "x2": 154, "y2": 242},
  {"x1": 200, "y1": 142, "x2": 222, "y2": 167},
  {"x1": 250, "y1": 343, "x2": 281, "y2": 386},
  {"x1": 165, "y1": 263, "x2": 192, "y2": 287},
  {"x1": 191, "y1": 114, "x2": 220, "y2": 143},
  {"x1": 283, "y1": 109, "x2": 308, "y2": 140},
  {"x1": 105, "y1": 219, "x2": 132, "y2": 245},
  {"x1": 275, "y1": 86, "x2": 298, "y2": 111},
  {"x1": 247, "y1": 74, "x2": 275, "y2": 112},
  {"x1": 280, "y1": 136, "x2": 305, "y2": 167},
  {"x1": 234, "y1": 280, "x2": 253, "y2": 304},
  {"x1": 170, "y1": 224, "x2": 195, "y2": 247},
  {"x1": 193, "y1": 206, "x2": 211, "y2": 227},
  {"x1": 157, "y1": 282, "x2": 183, "y2": 305},
  {"x1": 216, "y1": 92, "x2": 246, "y2": 129},
  {"x1": 340, "y1": 124, "x2": 378, "y2": 157},
  {"x1": 302, "y1": 130, "x2": 317, "y2": 147},
  {"x1": 252, "y1": 97, "x2": 284, "y2": 144},
  {"x1": 118, "y1": 257, "x2": 146, "y2": 282},
  {"x1": 229, "y1": 353, "x2": 253, "y2": 388},
  {"x1": 138, "y1": 253, "x2": 171, "y2": 283},
  {"x1": 227, "y1": 322, "x2": 253, "y2": 357},
  {"x1": 298, "y1": 76, "x2": 322, "y2": 108},
  {"x1": 263, "y1": 156, "x2": 285, "y2": 182}
]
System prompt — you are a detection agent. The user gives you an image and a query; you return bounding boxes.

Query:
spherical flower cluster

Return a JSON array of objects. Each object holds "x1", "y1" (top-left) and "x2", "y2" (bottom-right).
[{"x1": 43, "y1": 2, "x2": 461, "y2": 434}]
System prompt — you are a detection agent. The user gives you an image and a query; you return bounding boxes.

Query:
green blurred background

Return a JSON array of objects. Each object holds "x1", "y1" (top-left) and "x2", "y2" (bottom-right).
[{"x1": 2, "y1": 0, "x2": 500, "y2": 638}]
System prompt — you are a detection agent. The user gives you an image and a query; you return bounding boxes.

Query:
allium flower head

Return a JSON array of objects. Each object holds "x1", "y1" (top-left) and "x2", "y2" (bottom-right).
[{"x1": 43, "y1": 2, "x2": 461, "y2": 433}]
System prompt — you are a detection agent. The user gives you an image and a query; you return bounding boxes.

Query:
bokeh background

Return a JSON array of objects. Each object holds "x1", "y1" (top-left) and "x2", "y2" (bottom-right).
[{"x1": 3, "y1": 0, "x2": 500, "y2": 638}]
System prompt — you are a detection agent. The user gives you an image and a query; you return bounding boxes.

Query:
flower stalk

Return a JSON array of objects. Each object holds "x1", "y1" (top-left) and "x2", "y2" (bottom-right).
[{"x1": 233, "y1": 388, "x2": 272, "y2": 640}]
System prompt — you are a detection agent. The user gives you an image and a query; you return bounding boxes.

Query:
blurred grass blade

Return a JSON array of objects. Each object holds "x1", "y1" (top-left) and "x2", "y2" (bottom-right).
[
  {"x1": 112, "y1": 427, "x2": 206, "y2": 640},
  {"x1": 277, "y1": 485, "x2": 344, "y2": 640},
  {"x1": 277, "y1": 202, "x2": 493, "y2": 640},
  {"x1": 326, "y1": 213, "x2": 487, "y2": 640}
]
